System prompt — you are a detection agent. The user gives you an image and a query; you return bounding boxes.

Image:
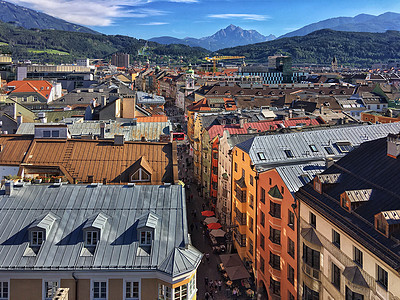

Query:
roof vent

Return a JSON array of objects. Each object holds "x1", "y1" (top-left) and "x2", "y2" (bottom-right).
[{"x1": 114, "y1": 134, "x2": 124, "y2": 146}]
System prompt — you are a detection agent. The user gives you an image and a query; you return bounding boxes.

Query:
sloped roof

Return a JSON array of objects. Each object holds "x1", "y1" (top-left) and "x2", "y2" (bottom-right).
[
  {"x1": 301, "y1": 227, "x2": 322, "y2": 246},
  {"x1": 342, "y1": 266, "x2": 369, "y2": 288},
  {"x1": 158, "y1": 245, "x2": 202, "y2": 277},
  {"x1": 268, "y1": 185, "x2": 283, "y2": 199},
  {"x1": 131, "y1": 156, "x2": 153, "y2": 175},
  {"x1": 0, "y1": 135, "x2": 33, "y2": 166},
  {"x1": 8, "y1": 80, "x2": 52, "y2": 99},
  {"x1": 84, "y1": 212, "x2": 109, "y2": 230},
  {"x1": 29, "y1": 212, "x2": 59, "y2": 232},
  {"x1": 0, "y1": 184, "x2": 201, "y2": 276},
  {"x1": 137, "y1": 211, "x2": 159, "y2": 229}
]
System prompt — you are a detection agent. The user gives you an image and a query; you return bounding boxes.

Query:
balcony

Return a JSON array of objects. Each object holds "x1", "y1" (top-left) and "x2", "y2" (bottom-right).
[
  {"x1": 233, "y1": 228, "x2": 246, "y2": 247},
  {"x1": 302, "y1": 262, "x2": 320, "y2": 281}
]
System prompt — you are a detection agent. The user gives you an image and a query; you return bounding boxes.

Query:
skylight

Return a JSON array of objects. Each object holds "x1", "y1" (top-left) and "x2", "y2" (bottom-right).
[
  {"x1": 336, "y1": 142, "x2": 353, "y2": 153},
  {"x1": 284, "y1": 149, "x2": 294, "y2": 158},
  {"x1": 324, "y1": 146, "x2": 334, "y2": 155},
  {"x1": 309, "y1": 144, "x2": 318, "y2": 152},
  {"x1": 257, "y1": 152, "x2": 266, "y2": 160}
]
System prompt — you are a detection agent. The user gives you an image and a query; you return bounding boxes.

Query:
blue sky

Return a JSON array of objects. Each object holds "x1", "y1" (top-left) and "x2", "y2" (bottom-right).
[{"x1": 8, "y1": 0, "x2": 400, "y2": 39}]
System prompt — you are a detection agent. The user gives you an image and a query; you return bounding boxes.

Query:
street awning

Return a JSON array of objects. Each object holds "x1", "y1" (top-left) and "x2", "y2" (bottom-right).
[
  {"x1": 224, "y1": 265, "x2": 250, "y2": 280},
  {"x1": 201, "y1": 210, "x2": 215, "y2": 217},
  {"x1": 207, "y1": 223, "x2": 222, "y2": 230},
  {"x1": 204, "y1": 217, "x2": 218, "y2": 224},
  {"x1": 210, "y1": 229, "x2": 226, "y2": 238}
]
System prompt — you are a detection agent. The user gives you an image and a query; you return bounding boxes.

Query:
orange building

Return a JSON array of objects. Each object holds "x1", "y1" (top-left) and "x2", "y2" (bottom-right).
[
  {"x1": 257, "y1": 169, "x2": 297, "y2": 300},
  {"x1": 361, "y1": 111, "x2": 400, "y2": 123}
]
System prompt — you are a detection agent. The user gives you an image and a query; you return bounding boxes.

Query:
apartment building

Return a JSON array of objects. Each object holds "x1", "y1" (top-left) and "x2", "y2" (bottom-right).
[
  {"x1": 230, "y1": 122, "x2": 400, "y2": 298},
  {"x1": 0, "y1": 183, "x2": 201, "y2": 300},
  {"x1": 296, "y1": 134, "x2": 400, "y2": 300}
]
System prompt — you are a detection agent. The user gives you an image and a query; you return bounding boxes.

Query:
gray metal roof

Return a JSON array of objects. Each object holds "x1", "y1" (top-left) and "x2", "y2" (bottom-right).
[
  {"x1": 136, "y1": 91, "x2": 165, "y2": 105},
  {"x1": 0, "y1": 184, "x2": 202, "y2": 276},
  {"x1": 239, "y1": 123, "x2": 400, "y2": 170},
  {"x1": 16, "y1": 120, "x2": 172, "y2": 142}
]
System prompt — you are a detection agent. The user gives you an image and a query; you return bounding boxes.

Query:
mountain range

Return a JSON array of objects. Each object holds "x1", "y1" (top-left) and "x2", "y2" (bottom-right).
[
  {"x1": 149, "y1": 24, "x2": 276, "y2": 51},
  {"x1": 0, "y1": 0, "x2": 97, "y2": 34},
  {"x1": 280, "y1": 12, "x2": 400, "y2": 38}
]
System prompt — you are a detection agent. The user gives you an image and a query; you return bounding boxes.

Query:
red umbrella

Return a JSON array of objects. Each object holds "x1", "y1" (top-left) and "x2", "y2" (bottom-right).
[
  {"x1": 207, "y1": 223, "x2": 222, "y2": 230},
  {"x1": 201, "y1": 210, "x2": 215, "y2": 217}
]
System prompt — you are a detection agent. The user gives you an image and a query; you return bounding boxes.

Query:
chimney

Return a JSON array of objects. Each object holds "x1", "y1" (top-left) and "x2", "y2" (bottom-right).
[
  {"x1": 103, "y1": 178, "x2": 107, "y2": 185},
  {"x1": 325, "y1": 157, "x2": 334, "y2": 169},
  {"x1": 288, "y1": 109, "x2": 293, "y2": 119},
  {"x1": 17, "y1": 115, "x2": 23, "y2": 127},
  {"x1": 88, "y1": 175, "x2": 94, "y2": 183},
  {"x1": 38, "y1": 112, "x2": 47, "y2": 123},
  {"x1": 101, "y1": 95, "x2": 107, "y2": 107},
  {"x1": 387, "y1": 133, "x2": 400, "y2": 159},
  {"x1": 100, "y1": 122, "x2": 105, "y2": 139},
  {"x1": 5, "y1": 181, "x2": 13, "y2": 195},
  {"x1": 239, "y1": 117, "x2": 245, "y2": 128},
  {"x1": 114, "y1": 134, "x2": 124, "y2": 146}
]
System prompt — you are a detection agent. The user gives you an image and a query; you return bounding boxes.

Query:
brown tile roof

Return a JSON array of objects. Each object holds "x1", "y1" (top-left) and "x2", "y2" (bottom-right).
[
  {"x1": 0, "y1": 135, "x2": 33, "y2": 166},
  {"x1": 21, "y1": 139, "x2": 178, "y2": 185}
]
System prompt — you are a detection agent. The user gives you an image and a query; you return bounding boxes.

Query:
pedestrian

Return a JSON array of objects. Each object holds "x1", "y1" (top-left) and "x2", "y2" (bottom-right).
[
  {"x1": 209, "y1": 279, "x2": 213, "y2": 289},
  {"x1": 190, "y1": 223, "x2": 194, "y2": 232},
  {"x1": 205, "y1": 253, "x2": 210, "y2": 263},
  {"x1": 205, "y1": 291, "x2": 210, "y2": 300},
  {"x1": 218, "y1": 280, "x2": 222, "y2": 291},
  {"x1": 202, "y1": 203, "x2": 205, "y2": 211},
  {"x1": 205, "y1": 276, "x2": 208, "y2": 286}
]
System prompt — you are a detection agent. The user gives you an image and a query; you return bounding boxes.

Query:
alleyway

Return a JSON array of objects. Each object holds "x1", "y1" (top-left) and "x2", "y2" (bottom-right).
[{"x1": 177, "y1": 141, "x2": 256, "y2": 300}]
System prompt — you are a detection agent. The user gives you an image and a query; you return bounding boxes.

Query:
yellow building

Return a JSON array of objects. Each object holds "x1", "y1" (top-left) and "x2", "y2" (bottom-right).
[{"x1": 0, "y1": 183, "x2": 201, "y2": 300}]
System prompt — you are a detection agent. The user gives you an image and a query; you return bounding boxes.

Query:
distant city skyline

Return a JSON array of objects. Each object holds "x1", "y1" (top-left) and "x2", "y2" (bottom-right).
[{"x1": 7, "y1": 0, "x2": 400, "y2": 39}]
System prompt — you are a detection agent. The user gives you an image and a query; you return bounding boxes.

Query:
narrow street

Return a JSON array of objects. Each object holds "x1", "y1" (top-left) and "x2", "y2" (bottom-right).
[{"x1": 176, "y1": 140, "x2": 255, "y2": 300}]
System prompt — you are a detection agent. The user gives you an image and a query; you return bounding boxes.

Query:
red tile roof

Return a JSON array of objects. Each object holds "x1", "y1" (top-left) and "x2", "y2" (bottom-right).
[
  {"x1": 7, "y1": 80, "x2": 52, "y2": 99},
  {"x1": 207, "y1": 118, "x2": 324, "y2": 140}
]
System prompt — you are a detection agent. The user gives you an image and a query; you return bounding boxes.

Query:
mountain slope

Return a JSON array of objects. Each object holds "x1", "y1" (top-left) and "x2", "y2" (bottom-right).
[
  {"x1": 218, "y1": 29, "x2": 400, "y2": 67},
  {"x1": 150, "y1": 24, "x2": 276, "y2": 51},
  {"x1": 0, "y1": 0, "x2": 98, "y2": 34},
  {"x1": 0, "y1": 21, "x2": 209, "y2": 64},
  {"x1": 280, "y1": 12, "x2": 400, "y2": 38}
]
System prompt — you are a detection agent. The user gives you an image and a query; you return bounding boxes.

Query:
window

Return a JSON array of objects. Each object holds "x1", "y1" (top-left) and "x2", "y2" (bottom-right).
[
  {"x1": 85, "y1": 230, "x2": 99, "y2": 247},
  {"x1": 31, "y1": 231, "x2": 44, "y2": 247},
  {"x1": 353, "y1": 246, "x2": 363, "y2": 268},
  {"x1": 187, "y1": 276, "x2": 196, "y2": 298},
  {"x1": 332, "y1": 263, "x2": 341, "y2": 290},
  {"x1": 269, "y1": 252, "x2": 280, "y2": 270},
  {"x1": 260, "y1": 233, "x2": 265, "y2": 250},
  {"x1": 281, "y1": 186, "x2": 284, "y2": 195},
  {"x1": 269, "y1": 227, "x2": 281, "y2": 245},
  {"x1": 346, "y1": 286, "x2": 364, "y2": 300},
  {"x1": 270, "y1": 277, "x2": 280, "y2": 296},
  {"x1": 234, "y1": 162, "x2": 237, "y2": 172},
  {"x1": 242, "y1": 152, "x2": 244, "y2": 161},
  {"x1": 288, "y1": 238, "x2": 295, "y2": 258},
  {"x1": 250, "y1": 175, "x2": 254, "y2": 186},
  {"x1": 309, "y1": 144, "x2": 318, "y2": 152},
  {"x1": 140, "y1": 231, "x2": 152, "y2": 246},
  {"x1": 260, "y1": 188, "x2": 265, "y2": 204},
  {"x1": 288, "y1": 210, "x2": 295, "y2": 230},
  {"x1": 248, "y1": 238, "x2": 253, "y2": 256},
  {"x1": 309, "y1": 212, "x2": 316, "y2": 228},
  {"x1": 43, "y1": 130, "x2": 51, "y2": 138},
  {"x1": 51, "y1": 130, "x2": 59, "y2": 138},
  {"x1": 269, "y1": 178, "x2": 272, "y2": 185},
  {"x1": 260, "y1": 211, "x2": 265, "y2": 227},
  {"x1": 270, "y1": 201, "x2": 281, "y2": 219},
  {"x1": 249, "y1": 194, "x2": 254, "y2": 209},
  {"x1": 303, "y1": 243, "x2": 320, "y2": 269},
  {"x1": 337, "y1": 142, "x2": 353, "y2": 153},
  {"x1": 0, "y1": 282, "x2": 7, "y2": 300},
  {"x1": 131, "y1": 168, "x2": 150, "y2": 182},
  {"x1": 324, "y1": 146, "x2": 334, "y2": 155},
  {"x1": 174, "y1": 284, "x2": 187, "y2": 300},
  {"x1": 332, "y1": 229, "x2": 341, "y2": 248},
  {"x1": 93, "y1": 281, "x2": 107, "y2": 300},
  {"x1": 284, "y1": 149, "x2": 294, "y2": 158},
  {"x1": 257, "y1": 152, "x2": 266, "y2": 160},
  {"x1": 260, "y1": 256, "x2": 265, "y2": 274},
  {"x1": 377, "y1": 265, "x2": 388, "y2": 290},
  {"x1": 44, "y1": 281, "x2": 58, "y2": 300},
  {"x1": 288, "y1": 264, "x2": 295, "y2": 285},
  {"x1": 303, "y1": 283, "x2": 319, "y2": 300},
  {"x1": 159, "y1": 284, "x2": 172, "y2": 300},
  {"x1": 288, "y1": 292, "x2": 295, "y2": 300},
  {"x1": 126, "y1": 281, "x2": 139, "y2": 300},
  {"x1": 242, "y1": 169, "x2": 245, "y2": 178},
  {"x1": 249, "y1": 216, "x2": 254, "y2": 233}
]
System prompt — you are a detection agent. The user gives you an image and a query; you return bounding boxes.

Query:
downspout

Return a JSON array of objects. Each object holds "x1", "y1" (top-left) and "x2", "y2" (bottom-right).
[
  {"x1": 295, "y1": 198, "x2": 301, "y2": 300},
  {"x1": 254, "y1": 173, "x2": 258, "y2": 282},
  {"x1": 72, "y1": 272, "x2": 78, "y2": 300}
]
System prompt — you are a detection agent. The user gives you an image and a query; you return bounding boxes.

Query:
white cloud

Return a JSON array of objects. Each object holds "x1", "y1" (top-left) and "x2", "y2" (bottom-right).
[
  {"x1": 208, "y1": 13, "x2": 269, "y2": 21},
  {"x1": 7, "y1": 0, "x2": 180, "y2": 26},
  {"x1": 139, "y1": 22, "x2": 169, "y2": 25}
]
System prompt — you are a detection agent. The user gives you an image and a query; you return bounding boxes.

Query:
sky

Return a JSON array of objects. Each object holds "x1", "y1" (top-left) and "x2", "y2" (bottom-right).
[{"x1": 7, "y1": 0, "x2": 400, "y2": 39}]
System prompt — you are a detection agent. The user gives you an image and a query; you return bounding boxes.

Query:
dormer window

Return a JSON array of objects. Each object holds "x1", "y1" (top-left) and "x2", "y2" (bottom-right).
[
  {"x1": 131, "y1": 168, "x2": 150, "y2": 182},
  {"x1": 140, "y1": 231, "x2": 152, "y2": 246},
  {"x1": 336, "y1": 141, "x2": 353, "y2": 153},
  {"x1": 31, "y1": 230, "x2": 44, "y2": 247},
  {"x1": 43, "y1": 130, "x2": 51, "y2": 138},
  {"x1": 85, "y1": 230, "x2": 99, "y2": 247}
]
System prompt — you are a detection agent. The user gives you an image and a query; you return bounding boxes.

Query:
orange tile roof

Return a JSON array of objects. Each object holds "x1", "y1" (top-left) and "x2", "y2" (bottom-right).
[
  {"x1": 7, "y1": 80, "x2": 52, "y2": 99},
  {"x1": 22, "y1": 139, "x2": 178, "y2": 185},
  {"x1": 136, "y1": 115, "x2": 168, "y2": 122},
  {"x1": 0, "y1": 135, "x2": 33, "y2": 166}
]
